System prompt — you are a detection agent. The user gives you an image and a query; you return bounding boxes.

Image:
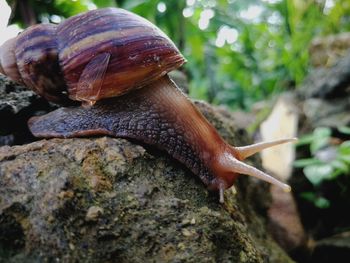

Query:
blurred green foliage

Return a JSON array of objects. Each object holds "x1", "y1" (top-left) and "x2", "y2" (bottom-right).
[
  {"x1": 6, "y1": 0, "x2": 350, "y2": 109},
  {"x1": 294, "y1": 127, "x2": 350, "y2": 209}
]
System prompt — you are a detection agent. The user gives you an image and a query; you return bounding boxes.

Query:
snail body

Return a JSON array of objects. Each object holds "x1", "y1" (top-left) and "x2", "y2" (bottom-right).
[{"x1": 0, "y1": 8, "x2": 295, "y2": 202}]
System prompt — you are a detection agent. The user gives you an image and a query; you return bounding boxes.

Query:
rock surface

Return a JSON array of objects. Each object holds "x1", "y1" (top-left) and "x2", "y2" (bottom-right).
[
  {"x1": 0, "y1": 75, "x2": 56, "y2": 146},
  {"x1": 0, "y1": 91, "x2": 293, "y2": 262},
  {"x1": 310, "y1": 231, "x2": 350, "y2": 263},
  {"x1": 298, "y1": 53, "x2": 350, "y2": 100},
  {"x1": 267, "y1": 186, "x2": 307, "y2": 256},
  {"x1": 297, "y1": 52, "x2": 350, "y2": 129},
  {"x1": 309, "y1": 32, "x2": 350, "y2": 68}
]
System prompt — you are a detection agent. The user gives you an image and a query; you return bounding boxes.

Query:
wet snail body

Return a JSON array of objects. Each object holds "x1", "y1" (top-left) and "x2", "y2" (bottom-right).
[{"x1": 0, "y1": 8, "x2": 295, "y2": 202}]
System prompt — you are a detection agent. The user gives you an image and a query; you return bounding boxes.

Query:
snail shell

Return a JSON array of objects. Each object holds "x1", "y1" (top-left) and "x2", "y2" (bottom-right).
[{"x1": 0, "y1": 8, "x2": 185, "y2": 104}]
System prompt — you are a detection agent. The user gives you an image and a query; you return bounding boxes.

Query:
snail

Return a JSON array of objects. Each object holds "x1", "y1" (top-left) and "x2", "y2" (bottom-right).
[{"x1": 0, "y1": 7, "x2": 296, "y2": 203}]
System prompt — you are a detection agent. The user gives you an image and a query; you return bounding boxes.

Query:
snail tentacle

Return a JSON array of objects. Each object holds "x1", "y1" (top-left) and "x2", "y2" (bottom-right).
[
  {"x1": 218, "y1": 151, "x2": 292, "y2": 192},
  {"x1": 235, "y1": 138, "x2": 298, "y2": 160}
]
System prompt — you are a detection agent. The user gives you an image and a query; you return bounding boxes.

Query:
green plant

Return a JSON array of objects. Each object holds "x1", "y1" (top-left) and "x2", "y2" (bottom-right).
[{"x1": 294, "y1": 127, "x2": 350, "y2": 208}]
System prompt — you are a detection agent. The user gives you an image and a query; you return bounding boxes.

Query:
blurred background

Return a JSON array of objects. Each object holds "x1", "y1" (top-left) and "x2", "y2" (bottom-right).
[{"x1": 1, "y1": 0, "x2": 350, "y2": 262}]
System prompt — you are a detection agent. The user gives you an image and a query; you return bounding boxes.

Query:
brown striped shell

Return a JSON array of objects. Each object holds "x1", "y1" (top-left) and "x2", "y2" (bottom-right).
[{"x1": 0, "y1": 8, "x2": 185, "y2": 104}]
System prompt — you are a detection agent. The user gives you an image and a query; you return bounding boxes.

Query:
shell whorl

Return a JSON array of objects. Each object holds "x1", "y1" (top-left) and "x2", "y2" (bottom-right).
[
  {"x1": 0, "y1": 24, "x2": 69, "y2": 103},
  {"x1": 14, "y1": 24, "x2": 69, "y2": 103},
  {"x1": 57, "y1": 8, "x2": 185, "y2": 102},
  {"x1": 0, "y1": 38, "x2": 23, "y2": 84},
  {"x1": 0, "y1": 8, "x2": 185, "y2": 104}
]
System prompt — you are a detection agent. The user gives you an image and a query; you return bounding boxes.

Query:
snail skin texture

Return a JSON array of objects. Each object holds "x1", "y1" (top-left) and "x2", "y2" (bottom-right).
[{"x1": 0, "y1": 8, "x2": 296, "y2": 203}]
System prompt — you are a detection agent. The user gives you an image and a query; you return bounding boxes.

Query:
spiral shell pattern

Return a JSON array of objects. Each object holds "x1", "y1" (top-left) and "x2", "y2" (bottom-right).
[
  {"x1": 14, "y1": 24, "x2": 69, "y2": 103},
  {"x1": 0, "y1": 38, "x2": 23, "y2": 84},
  {"x1": 0, "y1": 8, "x2": 185, "y2": 103}
]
